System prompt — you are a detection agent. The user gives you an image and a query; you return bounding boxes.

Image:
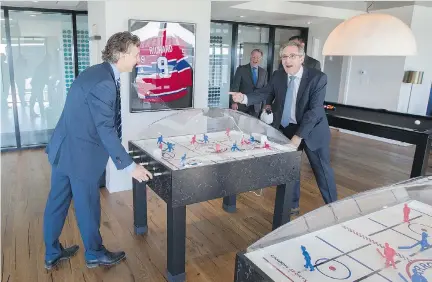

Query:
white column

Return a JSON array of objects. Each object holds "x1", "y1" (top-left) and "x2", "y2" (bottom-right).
[{"x1": 87, "y1": 0, "x2": 211, "y2": 193}]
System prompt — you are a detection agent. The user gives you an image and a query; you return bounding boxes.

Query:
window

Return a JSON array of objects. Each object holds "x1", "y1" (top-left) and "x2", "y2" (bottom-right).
[
  {"x1": 208, "y1": 22, "x2": 233, "y2": 108},
  {"x1": 1, "y1": 8, "x2": 88, "y2": 150}
]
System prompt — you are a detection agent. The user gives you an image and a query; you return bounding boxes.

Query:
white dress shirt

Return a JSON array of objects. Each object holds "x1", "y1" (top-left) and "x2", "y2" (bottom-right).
[{"x1": 286, "y1": 66, "x2": 303, "y2": 124}]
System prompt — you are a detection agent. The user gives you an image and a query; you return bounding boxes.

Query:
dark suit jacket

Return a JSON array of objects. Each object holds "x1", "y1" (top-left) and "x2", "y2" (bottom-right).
[
  {"x1": 278, "y1": 55, "x2": 321, "y2": 71},
  {"x1": 245, "y1": 67, "x2": 330, "y2": 151},
  {"x1": 230, "y1": 63, "x2": 268, "y2": 113},
  {"x1": 46, "y1": 62, "x2": 133, "y2": 181}
]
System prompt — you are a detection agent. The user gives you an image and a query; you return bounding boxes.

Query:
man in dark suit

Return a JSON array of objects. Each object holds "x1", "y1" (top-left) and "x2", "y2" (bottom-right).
[
  {"x1": 43, "y1": 32, "x2": 153, "y2": 270},
  {"x1": 230, "y1": 49, "x2": 268, "y2": 117},
  {"x1": 278, "y1": 35, "x2": 321, "y2": 71},
  {"x1": 230, "y1": 41, "x2": 337, "y2": 215}
]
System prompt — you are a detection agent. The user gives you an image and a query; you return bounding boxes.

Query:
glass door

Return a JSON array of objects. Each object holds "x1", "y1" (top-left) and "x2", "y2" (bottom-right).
[
  {"x1": 1, "y1": 8, "x2": 18, "y2": 148},
  {"x1": 1, "y1": 8, "x2": 88, "y2": 150}
]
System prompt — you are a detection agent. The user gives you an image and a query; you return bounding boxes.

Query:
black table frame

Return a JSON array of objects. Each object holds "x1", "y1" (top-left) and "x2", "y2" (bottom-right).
[
  {"x1": 325, "y1": 102, "x2": 432, "y2": 178},
  {"x1": 129, "y1": 141, "x2": 301, "y2": 282},
  {"x1": 234, "y1": 251, "x2": 274, "y2": 282}
]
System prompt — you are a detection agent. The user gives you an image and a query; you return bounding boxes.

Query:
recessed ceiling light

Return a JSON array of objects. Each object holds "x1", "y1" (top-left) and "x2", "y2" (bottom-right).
[
  {"x1": 307, "y1": 21, "x2": 311, "y2": 25},
  {"x1": 240, "y1": 16, "x2": 245, "y2": 18}
]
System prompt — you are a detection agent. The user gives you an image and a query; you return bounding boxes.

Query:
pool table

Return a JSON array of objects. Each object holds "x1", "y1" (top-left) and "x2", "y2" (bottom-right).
[{"x1": 324, "y1": 102, "x2": 432, "y2": 178}]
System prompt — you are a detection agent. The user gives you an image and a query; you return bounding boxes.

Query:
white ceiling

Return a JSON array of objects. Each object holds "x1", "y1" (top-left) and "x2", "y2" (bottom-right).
[
  {"x1": 210, "y1": 1, "x2": 432, "y2": 27},
  {"x1": 2, "y1": 0, "x2": 431, "y2": 27},
  {"x1": 211, "y1": 1, "x2": 353, "y2": 27},
  {"x1": 0, "y1": 1, "x2": 87, "y2": 11}
]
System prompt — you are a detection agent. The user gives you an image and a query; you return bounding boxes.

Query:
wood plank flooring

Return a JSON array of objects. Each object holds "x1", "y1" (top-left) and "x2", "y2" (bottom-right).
[{"x1": 1, "y1": 129, "x2": 431, "y2": 282}]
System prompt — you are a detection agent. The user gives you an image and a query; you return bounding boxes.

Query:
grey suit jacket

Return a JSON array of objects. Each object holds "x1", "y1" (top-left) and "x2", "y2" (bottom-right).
[
  {"x1": 245, "y1": 68, "x2": 330, "y2": 151},
  {"x1": 230, "y1": 63, "x2": 268, "y2": 113},
  {"x1": 278, "y1": 55, "x2": 321, "y2": 71}
]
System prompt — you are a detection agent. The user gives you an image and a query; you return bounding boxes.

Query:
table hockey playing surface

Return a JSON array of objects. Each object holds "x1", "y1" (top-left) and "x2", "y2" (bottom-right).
[
  {"x1": 245, "y1": 200, "x2": 432, "y2": 282},
  {"x1": 132, "y1": 130, "x2": 296, "y2": 170}
]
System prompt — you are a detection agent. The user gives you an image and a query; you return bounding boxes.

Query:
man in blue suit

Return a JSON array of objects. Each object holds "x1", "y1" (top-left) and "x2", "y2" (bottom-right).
[
  {"x1": 230, "y1": 41, "x2": 337, "y2": 215},
  {"x1": 43, "y1": 32, "x2": 153, "y2": 270}
]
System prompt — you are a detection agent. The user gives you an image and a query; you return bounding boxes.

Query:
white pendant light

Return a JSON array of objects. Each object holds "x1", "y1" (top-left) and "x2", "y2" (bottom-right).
[{"x1": 323, "y1": 13, "x2": 417, "y2": 56}]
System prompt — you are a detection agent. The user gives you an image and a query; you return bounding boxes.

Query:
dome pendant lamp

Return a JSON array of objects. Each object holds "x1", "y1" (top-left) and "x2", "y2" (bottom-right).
[{"x1": 322, "y1": 2, "x2": 417, "y2": 56}]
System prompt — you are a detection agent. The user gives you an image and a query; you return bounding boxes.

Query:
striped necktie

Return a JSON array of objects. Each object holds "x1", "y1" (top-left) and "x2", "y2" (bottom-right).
[{"x1": 115, "y1": 79, "x2": 122, "y2": 140}]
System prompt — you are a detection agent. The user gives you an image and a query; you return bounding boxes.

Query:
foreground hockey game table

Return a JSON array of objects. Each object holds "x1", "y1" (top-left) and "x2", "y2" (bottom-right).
[
  {"x1": 234, "y1": 176, "x2": 432, "y2": 282},
  {"x1": 127, "y1": 108, "x2": 302, "y2": 282},
  {"x1": 324, "y1": 102, "x2": 432, "y2": 178}
]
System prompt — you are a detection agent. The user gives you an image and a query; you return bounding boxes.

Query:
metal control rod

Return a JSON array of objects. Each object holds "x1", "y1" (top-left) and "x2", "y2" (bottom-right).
[{"x1": 139, "y1": 162, "x2": 164, "y2": 177}]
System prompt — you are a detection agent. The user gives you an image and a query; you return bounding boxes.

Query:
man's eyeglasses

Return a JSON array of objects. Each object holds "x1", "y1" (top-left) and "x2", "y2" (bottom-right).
[{"x1": 281, "y1": 54, "x2": 303, "y2": 60}]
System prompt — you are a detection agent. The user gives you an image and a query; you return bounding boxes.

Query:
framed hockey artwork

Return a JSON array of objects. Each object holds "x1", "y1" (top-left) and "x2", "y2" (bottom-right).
[{"x1": 128, "y1": 19, "x2": 195, "y2": 112}]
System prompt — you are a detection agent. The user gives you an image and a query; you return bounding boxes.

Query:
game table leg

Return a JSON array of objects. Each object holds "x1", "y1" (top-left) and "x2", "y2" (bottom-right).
[
  {"x1": 411, "y1": 137, "x2": 431, "y2": 178},
  {"x1": 222, "y1": 195, "x2": 236, "y2": 213},
  {"x1": 132, "y1": 179, "x2": 148, "y2": 235},
  {"x1": 272, "y1": 181, "x2": 294, "y2": 230},
  {"x1": 167, "y1": 204, "x2": 186, "y2": 282}
]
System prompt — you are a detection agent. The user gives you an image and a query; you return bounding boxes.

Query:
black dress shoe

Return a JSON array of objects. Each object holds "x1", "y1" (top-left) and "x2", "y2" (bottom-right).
[
  {"x1": 85, "y1": 249, "x2": 126, "y2": 268},
  {"x1": 45, "y1": 245, "x2": 79, "y2": 270}
]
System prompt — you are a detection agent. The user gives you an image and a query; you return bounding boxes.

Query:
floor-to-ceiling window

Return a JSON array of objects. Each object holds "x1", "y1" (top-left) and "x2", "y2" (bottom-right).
[
  {"x1": 208, "y1": 22, "x2": 233, "y2": 108},
  {"x1": 1, "y1": 8, "x2": 17, "y2": 148},
  {"x1": 1, "y1": 7, "x2": 88, "y2": 151},
  {"x1": 208, "y1": 21, "x2": 308, "y2": 109}
]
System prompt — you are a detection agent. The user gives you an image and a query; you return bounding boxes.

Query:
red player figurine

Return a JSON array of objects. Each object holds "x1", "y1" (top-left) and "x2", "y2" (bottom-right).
[
  {"x1": 191, "y1": 135, "x2": 197, "y2": 144},
  {"x1": 226, "y1": 128, "x2": 230, "y2": 137},
  {"x1": 215, "y1": 143, "x2": 221, "y2": 153},
  {"x1": 403, "y1": 203, "x2": 411, "y2": 223},
  {"x1": 241, "y1": 136, "x2": 250, "y2": 145},
  {"x1": 377, "y1": 243, "x2": 396, "y2": 269},
  {"x1": 263, "y1": 142, "x2": 270, "y2": 149}
]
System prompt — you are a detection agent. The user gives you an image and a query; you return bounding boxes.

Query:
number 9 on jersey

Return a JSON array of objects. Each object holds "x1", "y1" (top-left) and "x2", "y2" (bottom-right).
[{"x1": 157, "y1": 56, "x2": 169, "y2": 78}]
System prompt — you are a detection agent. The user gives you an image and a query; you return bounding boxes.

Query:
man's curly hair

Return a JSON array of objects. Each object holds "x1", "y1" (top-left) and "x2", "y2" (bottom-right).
[{"x1": 101, "y1": 31, "x2": 140, "y2": 63}]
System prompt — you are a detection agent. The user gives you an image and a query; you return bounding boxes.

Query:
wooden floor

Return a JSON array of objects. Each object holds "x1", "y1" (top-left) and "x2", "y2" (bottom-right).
[{"x1": 2, "y1": 129, "x2": 431, "y2": 282}]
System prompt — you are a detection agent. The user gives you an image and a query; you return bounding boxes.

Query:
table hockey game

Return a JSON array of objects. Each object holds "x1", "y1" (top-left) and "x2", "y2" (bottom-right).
[
  {"x1": 235, "y1": 176, "x2": 432, "y2": 282},
  {"x1": 127, "y1": 108, "x2": 302, "y2": 282}
]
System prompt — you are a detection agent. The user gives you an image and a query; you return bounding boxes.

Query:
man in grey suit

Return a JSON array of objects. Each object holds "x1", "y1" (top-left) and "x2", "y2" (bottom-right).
[
  {"x1": 230, "y1": 49, "x2": 268, "y2": 117},
  {"x1": 279, "y1": 35, "x2": 321, "y2": 71},
  {"x1": 230, "y1": 41, "x2": 337, "y2": 216}
]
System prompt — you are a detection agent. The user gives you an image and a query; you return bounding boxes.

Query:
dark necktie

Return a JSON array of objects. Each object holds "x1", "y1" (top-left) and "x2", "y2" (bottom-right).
[{"x1": 115, "y1": 79, "x2": 122, "y2": 140}]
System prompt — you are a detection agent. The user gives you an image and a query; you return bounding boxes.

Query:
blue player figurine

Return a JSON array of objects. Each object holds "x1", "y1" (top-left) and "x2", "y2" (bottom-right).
[
  {"x1": 166, "y1": 142, "x2": 175, "y2": 152},
  {"x1": 180, "y1": 153, "x2": 186, "y2": 166},
  {"x1": 301, "y1": 245, "x2": 314, "y2": 271},
  {"x1": 398, "y1": 232, "x2": 430, "y2": 251},
  {"x1": 157, "y1": 135, "x2": 164, "y2": 145},
  {"x1": 203, "y1": 134, "x2": 209, "y2": 144},
  {"x1": 231, "y1": 142, "x2": 240, "y2": 152},
  {"x1": 249, "y1": 135, "x2": 255, "y2": 143}
]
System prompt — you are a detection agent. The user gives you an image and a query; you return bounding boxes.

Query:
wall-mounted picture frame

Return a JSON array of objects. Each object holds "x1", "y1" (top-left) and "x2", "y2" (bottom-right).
[{"x1": 128, "y1": 19, "x2": 195, "y2": 112}]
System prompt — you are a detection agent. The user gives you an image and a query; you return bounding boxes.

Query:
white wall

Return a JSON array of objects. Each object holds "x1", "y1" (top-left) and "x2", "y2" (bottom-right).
[
  {"x1": 398, "y1": 5, "x2": 432, "y2": 115},
  {"x1": 88, "y1": 0, "x2": 211, "y2": 192}
]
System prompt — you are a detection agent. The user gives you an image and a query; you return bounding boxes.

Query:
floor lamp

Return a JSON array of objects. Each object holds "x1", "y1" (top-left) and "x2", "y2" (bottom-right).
[{"x1": 402, "y1": 70, "x2": 424, "y2": 112}]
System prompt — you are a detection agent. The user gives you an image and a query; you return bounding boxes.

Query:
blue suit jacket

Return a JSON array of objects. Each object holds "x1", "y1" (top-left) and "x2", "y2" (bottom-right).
[
  {"x1": 245, "y1": 67, "x2": 330, "y2": 151},
  {"x1": 46, "y1": 62, "x2": 133, "y2": 181}
]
